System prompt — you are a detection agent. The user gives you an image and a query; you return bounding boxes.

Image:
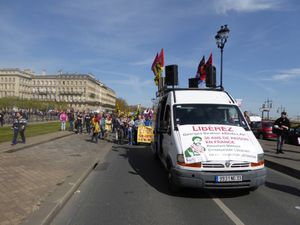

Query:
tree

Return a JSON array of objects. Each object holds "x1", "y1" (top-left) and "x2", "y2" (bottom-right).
[{"x1": 115, "y1": 97, "x2": 128, "y2": 113}]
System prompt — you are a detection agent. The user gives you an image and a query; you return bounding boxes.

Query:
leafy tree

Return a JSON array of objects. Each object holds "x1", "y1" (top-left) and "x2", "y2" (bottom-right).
[{"x1": 115, "y1": 97, "x2": 128, "y2": 113}]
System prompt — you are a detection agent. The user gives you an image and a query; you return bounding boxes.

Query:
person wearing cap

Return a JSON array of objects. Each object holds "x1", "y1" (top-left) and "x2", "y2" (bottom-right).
[{"x1": 273, "y1": 112, "x2": 290, "y2": 154}]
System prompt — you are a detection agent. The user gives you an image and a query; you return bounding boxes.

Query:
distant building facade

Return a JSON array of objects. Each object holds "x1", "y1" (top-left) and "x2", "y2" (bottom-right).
[{"x1": 0, "y1": 68, "x2": 116, "y2": 112}]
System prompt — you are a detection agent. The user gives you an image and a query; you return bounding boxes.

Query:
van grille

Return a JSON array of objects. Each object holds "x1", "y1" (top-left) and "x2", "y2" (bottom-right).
[
  {"x1": 202, "y1": 162, "x2": 250, "y2": 168},
  {"x1": 202, "y1": 163, "x2": 224, "y2": 168},
  {"x1": 231, "y1": 162, "x2": 250, "y2": 168}
]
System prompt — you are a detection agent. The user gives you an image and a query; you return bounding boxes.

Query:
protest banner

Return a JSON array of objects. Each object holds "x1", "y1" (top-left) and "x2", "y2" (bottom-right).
[
  {"x1": 178, "y1": 125, "x2": 260, "y2": 164},
  {"x1": 137, "y1": 125, "x2": 153, "y2": 143}
]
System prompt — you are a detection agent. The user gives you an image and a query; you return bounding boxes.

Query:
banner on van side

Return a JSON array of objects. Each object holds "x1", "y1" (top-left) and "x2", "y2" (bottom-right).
[{"x1": 178, "y1": 125, "x2": 258, "y2": 164}]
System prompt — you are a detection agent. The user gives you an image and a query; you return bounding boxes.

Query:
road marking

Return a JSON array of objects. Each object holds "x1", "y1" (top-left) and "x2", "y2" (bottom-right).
[
  {"x1": 212, "y1": 198, "x2": 245, "y2": 225},
  {"x1": 296, "y1": 206, "x2": 300, "y2": 210}
]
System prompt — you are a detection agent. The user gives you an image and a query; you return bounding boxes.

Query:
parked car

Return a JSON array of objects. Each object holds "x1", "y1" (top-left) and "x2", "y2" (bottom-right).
[
  {"x1": 287, "y1": 125, "x2": 300, "y2": 146},
  {"x1": 251, "y1": 121, "x2": 277, "y2": 140}
]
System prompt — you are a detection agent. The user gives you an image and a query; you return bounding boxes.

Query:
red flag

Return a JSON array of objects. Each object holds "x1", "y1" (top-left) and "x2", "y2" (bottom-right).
[
  {"x1": 151, "y1": 53, "x2": 158, "y2": 73},
  {"x1": 206, "y1": 53, "x2": 212, "y2": 67},
  {"x1": 195, "y1": 56, "x2": 205, "y2": 78},
  {"x1": 158, "y1": 48, "x2": 164, "y2": 67},
  {"x1": 204, "y1": 53, "x2": 213, "y2": 81},
  {"x1": 151, "y1": 49, "x2": 164, "y2": 86}
]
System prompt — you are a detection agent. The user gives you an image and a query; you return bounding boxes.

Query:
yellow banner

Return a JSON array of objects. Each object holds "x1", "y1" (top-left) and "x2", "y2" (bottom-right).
[{"x1": 137, "y1": 125, "x2": 153, "y2": 143}]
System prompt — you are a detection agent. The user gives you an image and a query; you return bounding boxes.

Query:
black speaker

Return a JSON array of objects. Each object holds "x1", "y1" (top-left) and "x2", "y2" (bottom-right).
[
  {"x1": 165, "y1": 65, "x2": 178, "y2": 86},
  {"x1": 206, "y1": 65, "x2": 216, "y2": 88},
  {"x1": 189, "y1": 78, "x2": 198, "y2": 88}
]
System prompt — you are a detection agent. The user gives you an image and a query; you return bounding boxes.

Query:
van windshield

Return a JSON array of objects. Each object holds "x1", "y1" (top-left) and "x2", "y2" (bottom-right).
[{"x1": 173, "y1": 104, "x2": 250, "y2": 130}]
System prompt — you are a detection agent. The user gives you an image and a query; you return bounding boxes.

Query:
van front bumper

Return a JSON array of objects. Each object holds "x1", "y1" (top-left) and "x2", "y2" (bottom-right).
[{"x1": 171, "y1": 167, "x2": 266, "y2": 189}]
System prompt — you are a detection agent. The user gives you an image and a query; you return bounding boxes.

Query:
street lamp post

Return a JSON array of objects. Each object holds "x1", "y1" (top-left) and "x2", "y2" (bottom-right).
[{"x1": 215, "y1": 25, "x2": 230, "y2": 89}]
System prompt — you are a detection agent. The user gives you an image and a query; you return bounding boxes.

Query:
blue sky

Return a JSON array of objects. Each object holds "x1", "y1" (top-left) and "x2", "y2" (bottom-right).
[{"x1": 0, "y1": 0, "x2": 299, "y2": 119}]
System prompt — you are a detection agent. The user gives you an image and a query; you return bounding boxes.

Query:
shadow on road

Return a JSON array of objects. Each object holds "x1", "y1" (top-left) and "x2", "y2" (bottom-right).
[
  {"x1": 265, "y1": 181, "x2": 300, "y2": 197},
  {"x1": 113, "y1": 144, "x2": 250, "y2": 198}
]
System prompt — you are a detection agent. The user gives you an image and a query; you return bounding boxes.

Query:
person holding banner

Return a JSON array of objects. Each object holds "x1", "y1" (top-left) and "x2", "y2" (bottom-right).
[
  {"x1": 144, "y1": 116, "x2": 152, "y2": 127},
  {"x1": 133, "y1": 115, "x2": 144, "y2": 145}
]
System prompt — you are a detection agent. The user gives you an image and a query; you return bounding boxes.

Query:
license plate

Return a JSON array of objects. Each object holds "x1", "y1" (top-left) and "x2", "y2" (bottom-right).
[{"x1": 216, "y1": 175, "x2": 242, "y2": 182}]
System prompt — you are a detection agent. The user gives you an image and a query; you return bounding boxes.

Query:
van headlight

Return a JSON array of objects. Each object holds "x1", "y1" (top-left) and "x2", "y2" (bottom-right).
[
  {"x1": 251, "y1": 153, "x2": 264, "y2": 167},
  {"x1": 177, "y1": 154, "x2": 201, "y2": 168},
  {"x1": 257, "y1": 153, "x2": 264, "y2": 162}
]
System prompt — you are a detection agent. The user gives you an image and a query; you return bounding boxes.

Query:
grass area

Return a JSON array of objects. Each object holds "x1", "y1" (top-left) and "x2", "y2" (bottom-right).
[{"x1": 0, "y1": 121, "x2": 67, "y2": 144}]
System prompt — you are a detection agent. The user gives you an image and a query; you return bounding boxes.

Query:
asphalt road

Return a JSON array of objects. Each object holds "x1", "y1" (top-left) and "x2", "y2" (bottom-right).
[{"x1": 51, "y1": 144, "x2": 300, "y2": 225}]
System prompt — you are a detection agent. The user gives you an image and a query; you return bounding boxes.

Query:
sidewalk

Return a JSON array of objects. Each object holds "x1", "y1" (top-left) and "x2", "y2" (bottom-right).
[
  {"x1": 0, "y1": 131, "x2": 73, "y2": 154},
  {"x1": 0, "y1": 131, "x2": 113, "y2": 225},
  {"x1": 259, "y1": 139, "x2": 300, "y2": 179}
]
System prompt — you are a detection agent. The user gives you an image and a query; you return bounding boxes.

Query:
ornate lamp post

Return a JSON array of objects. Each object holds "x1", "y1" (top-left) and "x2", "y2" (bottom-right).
[{"x1": 215, "y1": 25, "x2": 230, "y2": 89}]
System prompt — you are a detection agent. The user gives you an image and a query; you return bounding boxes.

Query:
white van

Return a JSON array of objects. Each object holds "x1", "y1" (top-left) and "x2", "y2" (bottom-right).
[{"x1": 152, "y1": 88, "x2": 266, "y2": 191}]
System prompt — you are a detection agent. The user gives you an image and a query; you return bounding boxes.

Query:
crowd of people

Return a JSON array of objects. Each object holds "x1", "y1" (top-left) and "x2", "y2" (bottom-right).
[{"x1": 59, "y1": 110, "x2": 153, "y2": 145}]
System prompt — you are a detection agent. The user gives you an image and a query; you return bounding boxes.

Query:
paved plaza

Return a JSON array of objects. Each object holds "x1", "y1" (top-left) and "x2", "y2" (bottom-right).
[{"x1": 0, "y1": 132, "x2": 112, "y2": 225}]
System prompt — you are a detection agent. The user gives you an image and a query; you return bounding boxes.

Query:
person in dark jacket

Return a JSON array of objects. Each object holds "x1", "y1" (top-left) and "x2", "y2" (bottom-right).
[
  {"x1": 84, "y1": 113, "x2": 92, "y2": 135},
  {"x1": 11, "y1": 112, "x2": 27, "y2": 145},
  {"x1": 0, "y1": 110, "x2": 4, "y2": 127},
  {"x1": 68, "y1": 111, "x2": 75, "y2": 131},
  {"x1": 273, "y1": 112, "x2": 290, "y2": 154}
]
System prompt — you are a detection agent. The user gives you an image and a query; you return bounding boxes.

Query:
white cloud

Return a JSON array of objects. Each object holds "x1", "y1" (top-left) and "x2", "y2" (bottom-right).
[
  {"x1": 257, "y1": 68, "x2": 300, "y2": 81},
  {"x1": 270, "y1": 68, "x2": 300, "y2": 81},
  {"x1": 214, "y1": 0, "x2": 283, "y2": 14}
]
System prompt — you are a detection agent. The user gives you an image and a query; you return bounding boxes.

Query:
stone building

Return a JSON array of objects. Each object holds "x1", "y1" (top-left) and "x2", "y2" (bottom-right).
[{"x1": 0, "y1": 68, "x2": 116, "y2": 112}]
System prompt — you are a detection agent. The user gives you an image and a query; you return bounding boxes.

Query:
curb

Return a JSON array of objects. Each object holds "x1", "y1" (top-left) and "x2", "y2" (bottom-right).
[
  {"x1": 3, "y1": 132, "x2": 74, "y2": 153},
  {"x1": 21, "y1": 141, "x2": 113, "y2": 225},
  {"x1": 264, "y1": 159, "x2": 300, "y2": 180},
  {"x1": 40, "y1": 159, "x2": 99, "y2": 225}
]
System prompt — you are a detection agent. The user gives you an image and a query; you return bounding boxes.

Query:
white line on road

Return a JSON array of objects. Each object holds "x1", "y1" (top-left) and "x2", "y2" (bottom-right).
[{"x1": 212, "y1": 198, "x2": 245, "y2": 225}]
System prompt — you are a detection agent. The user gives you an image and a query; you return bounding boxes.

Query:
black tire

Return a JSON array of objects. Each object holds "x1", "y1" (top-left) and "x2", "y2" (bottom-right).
[
  {"x1": 168, "y1": 170, "x2": 180, "y2": 193},
  {"x1": 250, "y1": 186, "x2": 258, "y2": 192},
  {"x1": 153, "y1": 142, "x2": 159, "y2": 159},
  {"x1": 166, "y1": 160, "x2": 180, "y2": 193}
]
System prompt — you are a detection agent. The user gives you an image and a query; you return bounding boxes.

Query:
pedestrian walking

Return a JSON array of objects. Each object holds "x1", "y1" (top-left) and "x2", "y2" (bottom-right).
[
  {"x1": 105, "y1": 115, "x2": 112, "y2": 133},
  {"x1": 91, "y1": 114, "x2": 100, "y2": 143},
  {"x1": 68, "y1": 111, "x2": 75, "y2": 131},
  {"x1": 273, "y1": 111, "x2": 290, "y2": 154},
  {"x1": 76, "y1": 112, "x2": 83, "y2": 134},
  {"x1": 59, "y1": 111, "x2": 68, "y2": 131},
  {"x1": 11, "y1": 111, "x2": 27, "y2": 145},
  {"x1": 99, "y1": 113, "x2": 106, "y2": 139},
  {"x1": 127, "y1": 116, "x2": 134, "y2": 145},
  {"x1": 0, "y1": 110, "x2": 4, "y2": 127},
  {"x1": 84, "y1": 113, "x2": 92, "y2": 135}
]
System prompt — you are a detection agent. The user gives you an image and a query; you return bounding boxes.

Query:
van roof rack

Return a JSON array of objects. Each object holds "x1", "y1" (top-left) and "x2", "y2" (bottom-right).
[{"x1": 156, "y1": 86, "x2": 224, "y2": 98}]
